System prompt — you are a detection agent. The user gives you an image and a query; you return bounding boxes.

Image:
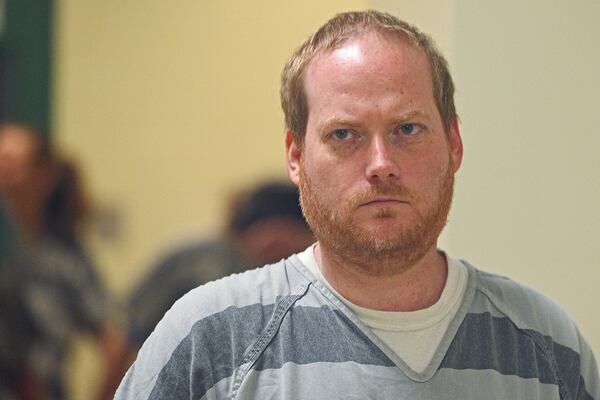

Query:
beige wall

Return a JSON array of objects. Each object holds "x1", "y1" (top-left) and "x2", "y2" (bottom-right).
[
  {"x1": 371, "y1": 0, "x2": 454, "y2": 63},
  {"x1": 53, "y1": 1, "x2": 599, "y2": 397},
  {"x1": 446, "y1": 0, "x2": 600, "y2": 356}
]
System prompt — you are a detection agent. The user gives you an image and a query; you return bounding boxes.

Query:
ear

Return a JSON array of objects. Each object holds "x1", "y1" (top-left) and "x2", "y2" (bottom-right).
[
  {"x1": 285, "y1": 130, "x2": 301, "y2": 186},
  {"x1": 448, "y1": 116, "x2": 463, "y2": 173}
]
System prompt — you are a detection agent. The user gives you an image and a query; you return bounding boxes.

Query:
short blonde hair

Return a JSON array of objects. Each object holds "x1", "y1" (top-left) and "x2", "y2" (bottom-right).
[{"x1": 280, "y1": 10, "x2": 456, "y2": 143}]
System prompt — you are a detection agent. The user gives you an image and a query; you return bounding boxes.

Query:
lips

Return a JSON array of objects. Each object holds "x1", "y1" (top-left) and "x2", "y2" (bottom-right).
[
  {"x1": 360, "y1": 198, "x2": 408, "y2": 207},
  {"x1": 348, "y1": 185, "x2": 412, "y2": 209}
]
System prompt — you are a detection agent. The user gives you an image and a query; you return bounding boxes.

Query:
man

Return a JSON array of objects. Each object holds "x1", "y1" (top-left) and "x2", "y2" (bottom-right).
[{"x1": 115, "y1": 10, "x2": 599, "y2": 399}]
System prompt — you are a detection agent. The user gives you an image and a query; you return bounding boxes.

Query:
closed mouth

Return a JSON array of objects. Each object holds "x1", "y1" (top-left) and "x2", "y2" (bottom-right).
[{"x1": 360, "y1": 198, "x2": 408, "y2": 207}]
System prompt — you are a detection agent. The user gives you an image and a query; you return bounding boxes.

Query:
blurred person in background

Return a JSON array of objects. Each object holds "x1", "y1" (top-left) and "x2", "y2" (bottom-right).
[
  {"x1": 0, "y1": 126, "x2": 45, "y2": 400},
  {"x1": 126, "y1": 181, "x2": 314, "y2": 349},
  {"x1": 0, "y1": 122, "x2": 126, "y2": 400}
]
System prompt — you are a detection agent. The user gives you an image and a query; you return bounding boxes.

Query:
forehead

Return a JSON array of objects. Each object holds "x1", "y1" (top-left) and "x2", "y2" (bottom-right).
[{"x1": 303, "y1": 31, "x2": 433, "y2": 107}]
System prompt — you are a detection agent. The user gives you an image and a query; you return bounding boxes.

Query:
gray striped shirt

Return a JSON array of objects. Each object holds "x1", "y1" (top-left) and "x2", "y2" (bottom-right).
[{"x1": 116, "y1": 255, "x2": 599, "y2": 399}]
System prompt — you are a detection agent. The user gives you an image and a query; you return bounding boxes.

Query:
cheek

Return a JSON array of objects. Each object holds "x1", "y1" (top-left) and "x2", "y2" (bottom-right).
[
  {"x1": 410, "y1": 149, "x2": 451, "y2": 193},
  {"x1": 302, "y1": 156, "x2": 350, "y2": 204},
  {"x1": 303, "y1": 159, "x2": 332, "y2": 193}
]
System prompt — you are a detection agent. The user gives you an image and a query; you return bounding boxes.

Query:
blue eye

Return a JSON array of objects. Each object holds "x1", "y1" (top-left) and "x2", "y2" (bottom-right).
[
  {"x1": 332, "y1": 129, "x2": 353, "y2": 141},
  {"x1": 400, "y1": 124, "x2": 417, "y2": 135}
]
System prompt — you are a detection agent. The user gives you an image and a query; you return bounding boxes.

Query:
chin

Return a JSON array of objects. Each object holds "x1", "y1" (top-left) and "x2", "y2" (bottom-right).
[{"x1": 357, "y1": 215, "x2": 412, "y2": 235}]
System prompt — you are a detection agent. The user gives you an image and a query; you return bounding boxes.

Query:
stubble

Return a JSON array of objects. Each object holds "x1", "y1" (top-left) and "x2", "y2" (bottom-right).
[{"x1": 298, "y1": 157, "x2": 454, "y2": 276}]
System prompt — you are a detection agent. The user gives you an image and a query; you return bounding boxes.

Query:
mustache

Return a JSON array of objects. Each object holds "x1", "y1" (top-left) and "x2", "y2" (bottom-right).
[{"x1": 347, "y1": 184, "x2": 413, "y2": 208}]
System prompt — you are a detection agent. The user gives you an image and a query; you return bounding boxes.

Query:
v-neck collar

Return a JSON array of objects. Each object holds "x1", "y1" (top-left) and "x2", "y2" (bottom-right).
[{"x1": 288, "y1": 254, "x2": 478, "y2": 382}]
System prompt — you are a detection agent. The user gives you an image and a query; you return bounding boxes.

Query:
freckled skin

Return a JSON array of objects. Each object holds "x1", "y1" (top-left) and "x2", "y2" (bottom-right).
[{"x1": 286, "y1": 31, "x2": 463, "y2": 311}]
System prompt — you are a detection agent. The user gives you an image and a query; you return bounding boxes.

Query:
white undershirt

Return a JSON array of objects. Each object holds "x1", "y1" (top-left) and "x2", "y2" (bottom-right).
[{"x1": 297, "y1": 245, "x2": 467, "y2": 373}]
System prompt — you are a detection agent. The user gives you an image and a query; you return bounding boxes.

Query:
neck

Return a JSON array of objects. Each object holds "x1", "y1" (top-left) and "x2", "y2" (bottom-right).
[{"x1": 315, "y1": 242, "x2": 447, "y2": 312}]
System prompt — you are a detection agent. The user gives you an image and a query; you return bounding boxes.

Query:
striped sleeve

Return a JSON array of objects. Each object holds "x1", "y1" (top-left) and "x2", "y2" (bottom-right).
[
  {"x1": 114, "y1": 260, "x2": 308, "y2": 400},
  {"x1": 471, "y1": 268, "x2": 599, "y2": 400}
]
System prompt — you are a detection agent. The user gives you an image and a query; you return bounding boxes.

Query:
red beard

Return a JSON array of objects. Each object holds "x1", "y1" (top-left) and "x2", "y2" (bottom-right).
[{"x1": 298, "y1": 156, "x2": 454, "y2": 275}]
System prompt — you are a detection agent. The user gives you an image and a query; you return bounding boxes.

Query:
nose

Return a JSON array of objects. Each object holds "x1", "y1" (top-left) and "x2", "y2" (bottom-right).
[{"x1": 365, "y1": 135, "x2": 400, "y2": 184}]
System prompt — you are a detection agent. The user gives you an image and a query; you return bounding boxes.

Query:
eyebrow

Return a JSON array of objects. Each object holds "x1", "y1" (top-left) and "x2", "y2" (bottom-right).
[
  {"x1": 318, "y1": 117, "x2": 360, "y2": 134},
  {"x1": 389, "y1": 110, "x2": 430, "y2": 124},
  {"x1": 318, "y1": 110, "x2": 430, "y2": 133}
]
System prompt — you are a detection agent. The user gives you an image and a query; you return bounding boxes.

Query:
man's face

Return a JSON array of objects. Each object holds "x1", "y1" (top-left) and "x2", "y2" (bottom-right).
[
  {"x1": 286, "y1": 31, "x2": 463, "y2": 272},
  {"x1": 0, "y1": 126, "x2": 40, "y2": 194}
]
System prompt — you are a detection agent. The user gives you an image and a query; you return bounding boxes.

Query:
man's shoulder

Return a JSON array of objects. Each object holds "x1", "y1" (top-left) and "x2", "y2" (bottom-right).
[
  {"x1": 157, "y1": 256, "x2": 307, "y2": 335},
  {"x1": 467, "y1": 262, "x2": 582, "y2": 350},
  {"x1": 473, "y1": 265, "x2": 567, "y2": 314},
  {"x1": 118, "y1": 257, "x2": 311, "y2": 399}
]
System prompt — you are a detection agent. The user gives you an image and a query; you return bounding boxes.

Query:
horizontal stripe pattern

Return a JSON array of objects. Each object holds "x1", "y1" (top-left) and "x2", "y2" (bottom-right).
[
  {"x1": 148, "y1": 302, "x2": 275, "y2": 399},
  {"x1": 232, "y1": 362, "x2": 561, "y2": 399},
  {"x1": 119, "y1": 259, "x2": 305, "y2": 399},
  {"x1": 149, "y1": 302, "x2": 593, "y2": 399},
  {"x1": 149, "y1": 304, "x2": 392, "y2": 399},
  {"x1": 472, "y1": 266, "x2": 581, "y2": 352},
  {"x1": 442, "y1": 312, "x2": 594, "y2": 399},
  {"x1": 254, "y1": 306, "x2": 394, "y2": 371},
  {"x1": 117, "y1": 258, "x2": 598, "y2": 400}
]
